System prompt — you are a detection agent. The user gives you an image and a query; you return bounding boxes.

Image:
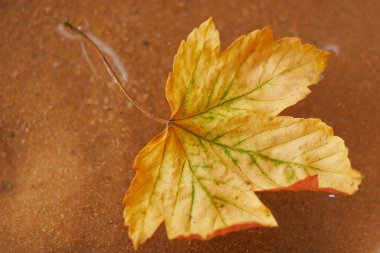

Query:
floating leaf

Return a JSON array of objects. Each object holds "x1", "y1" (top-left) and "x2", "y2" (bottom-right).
[{"x1": 123, "y1": 18, "x2": 362, "y2": 249}]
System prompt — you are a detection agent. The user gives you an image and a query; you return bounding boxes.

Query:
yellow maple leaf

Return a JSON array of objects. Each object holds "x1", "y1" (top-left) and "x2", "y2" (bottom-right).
[
  {"x1": 61, "y1": 18, "x2": 364, "y2": 249},
  {"x1": 122, "y1": 18, "x2": 363, "y2": 249}
]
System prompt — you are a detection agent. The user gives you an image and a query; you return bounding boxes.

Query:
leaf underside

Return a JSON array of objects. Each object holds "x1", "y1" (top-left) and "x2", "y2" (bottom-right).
[{"x1": 123, "y1": 18, "x2": 363, "y2": 249}]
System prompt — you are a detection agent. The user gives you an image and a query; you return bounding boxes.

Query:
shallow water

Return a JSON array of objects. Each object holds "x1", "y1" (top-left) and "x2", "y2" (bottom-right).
[{"x1": 1, "y1": 1, "x2": 379, "y2": 252}]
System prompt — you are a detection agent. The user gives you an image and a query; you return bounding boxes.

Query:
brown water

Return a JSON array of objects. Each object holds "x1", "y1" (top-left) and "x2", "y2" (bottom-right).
[{"x1": 1, "y1": 1, "x2": 379, "y2": 252}]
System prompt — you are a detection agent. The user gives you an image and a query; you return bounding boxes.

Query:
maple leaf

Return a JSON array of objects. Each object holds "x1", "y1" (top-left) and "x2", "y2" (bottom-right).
[
  {"x1": 62, "y1": 18, "x2": 363, "y2": 249},
  {"x1": 121, "y1": 18, "x2": 363, "y2": 249}
]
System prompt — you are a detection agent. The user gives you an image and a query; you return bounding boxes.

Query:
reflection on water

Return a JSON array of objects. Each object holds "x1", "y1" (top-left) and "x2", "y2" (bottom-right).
[
  {"x1": 57, "y1": 23, "x2": 129, "y2": 83},
  {"x1": 323, "y1": 44, "x2": 340, "y2": 55}
]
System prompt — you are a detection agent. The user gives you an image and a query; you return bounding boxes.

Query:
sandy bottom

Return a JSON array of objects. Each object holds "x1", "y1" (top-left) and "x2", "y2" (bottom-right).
[{"x1": 1, "y1": 1, "x2": 379, "y2": 252}]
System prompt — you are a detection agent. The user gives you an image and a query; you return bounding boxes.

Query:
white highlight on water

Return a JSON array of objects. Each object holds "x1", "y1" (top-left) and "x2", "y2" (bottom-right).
[
  {"x1": 323, "y1": 44, "x2": 340, "y2": 55},
  {"x1": 57, "y1": 24, "x2": 129, "y2": 83},
  {"x1": 80, "y1": 41, "x2": 100, "y2": 79}
]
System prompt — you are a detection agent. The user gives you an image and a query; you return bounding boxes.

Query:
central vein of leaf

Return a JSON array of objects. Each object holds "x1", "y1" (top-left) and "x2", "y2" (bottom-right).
[{"x1": 169, "y1": 122, "x2": 336, "y2": 175}]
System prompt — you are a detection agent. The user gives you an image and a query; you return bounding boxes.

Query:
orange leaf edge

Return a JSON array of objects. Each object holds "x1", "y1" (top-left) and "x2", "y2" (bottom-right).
[
  {"x1": 266, "y1": 175, "x2": 349, "y2": 195},
  {"x1": 174, "y1": 222, "x2": 267, "y2": 241}
]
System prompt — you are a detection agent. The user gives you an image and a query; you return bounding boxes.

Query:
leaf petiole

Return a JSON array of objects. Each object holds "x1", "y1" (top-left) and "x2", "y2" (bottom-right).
[{"x1": 63, "y1": 21, "x2": 168, "y2": 124}]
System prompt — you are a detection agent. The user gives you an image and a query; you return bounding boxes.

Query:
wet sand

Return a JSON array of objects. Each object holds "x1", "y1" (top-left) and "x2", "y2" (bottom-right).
[{"x1": 1, "y1": 0, "x2": 379, "y2": 252}]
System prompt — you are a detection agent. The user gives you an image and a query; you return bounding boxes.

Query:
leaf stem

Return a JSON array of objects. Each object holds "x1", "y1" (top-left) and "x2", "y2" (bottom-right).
[{"x1": 63, "y1": 21, "x2": 168, "y2": 124}]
